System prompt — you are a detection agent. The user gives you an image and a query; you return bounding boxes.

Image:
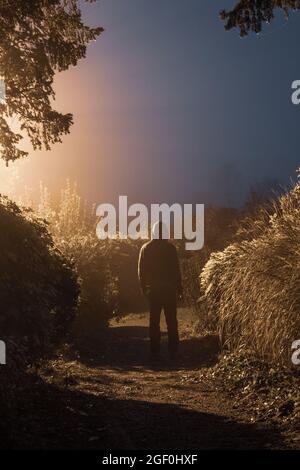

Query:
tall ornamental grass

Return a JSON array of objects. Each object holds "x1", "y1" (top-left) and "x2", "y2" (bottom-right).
[{"x1": 200, "y1": 173, "x2": 300, "y2": 365}]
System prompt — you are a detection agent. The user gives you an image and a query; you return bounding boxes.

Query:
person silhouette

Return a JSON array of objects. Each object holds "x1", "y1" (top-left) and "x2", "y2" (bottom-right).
[{"x1": 138, "y1": 221, "x2": 183, "y2": 359}]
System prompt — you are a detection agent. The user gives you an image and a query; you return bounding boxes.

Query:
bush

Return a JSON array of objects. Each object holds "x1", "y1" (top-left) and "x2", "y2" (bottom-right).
[
  {"x1": 182, "y1": 206, "x2": 240, "y2": 316},
  {"x1": 0, "y1": 195, "x2": 79, "y2": 362},
  {"x1": 32, "y1": 181, "x2": 116, "y2": 337},
  {"x1": 200, "y1": 172, "x2": 300, "y2": 365},
  {"x1": 34, "y1": 181, "x2": 147, "y2": 337},
  {"x1": 105, "y1": 238, "x2": 146, "y2": 314},
  {"x1": 58, "y1": 233, "x2": 118, "y2": 338}
]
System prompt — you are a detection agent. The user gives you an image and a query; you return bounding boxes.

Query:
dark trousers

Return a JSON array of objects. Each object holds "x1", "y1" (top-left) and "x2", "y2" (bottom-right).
[{"x1": 148, "y1": 290, "x2": 179, "y2": 354}]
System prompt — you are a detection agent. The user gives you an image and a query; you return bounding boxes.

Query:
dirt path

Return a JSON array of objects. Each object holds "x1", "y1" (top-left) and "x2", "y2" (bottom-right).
[{"x1": 14, "y1": 310, "x2": 286, "y2": 449}]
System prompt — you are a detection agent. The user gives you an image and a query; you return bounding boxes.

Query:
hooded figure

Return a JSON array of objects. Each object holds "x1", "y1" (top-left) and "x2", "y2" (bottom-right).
[{"x1": 138, "y1": 221, "x2": 182, "y2": 358}]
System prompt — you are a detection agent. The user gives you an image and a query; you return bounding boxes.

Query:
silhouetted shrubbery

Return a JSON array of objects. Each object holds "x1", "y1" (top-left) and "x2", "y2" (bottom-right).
[
  {"x1": 0, "y1": 195, "x2": 80, "y2": 441},
  {"x1": 0, "y1": 195, "x2": 79, "y2": 362}
]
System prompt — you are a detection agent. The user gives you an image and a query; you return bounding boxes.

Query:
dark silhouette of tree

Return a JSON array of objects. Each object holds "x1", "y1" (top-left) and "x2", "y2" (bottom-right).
[
  {"x1": 220, "y1": 1, "x2": 300, "y2": 37},
  {"x1": 0, "y1": 0, "x2": 103, "y2": 164}
]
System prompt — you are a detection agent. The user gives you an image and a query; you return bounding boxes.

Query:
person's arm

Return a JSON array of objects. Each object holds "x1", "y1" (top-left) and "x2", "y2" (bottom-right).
[{"x1": 138, "y1": 245, "x2": 147, "y2": 294}]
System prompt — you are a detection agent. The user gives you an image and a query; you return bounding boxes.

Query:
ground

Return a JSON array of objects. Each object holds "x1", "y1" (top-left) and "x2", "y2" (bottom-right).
[{"x1": 9, "y1": 309, "x2": 288, "y2": 449}]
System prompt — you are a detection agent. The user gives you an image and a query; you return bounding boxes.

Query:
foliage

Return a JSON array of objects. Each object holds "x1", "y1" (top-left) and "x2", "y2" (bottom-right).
[
  {"x1": 200, "y1": 170, "x2": 300, "y2": 365},
  {"x1": 200, "y1": 349, "x2": 300, "y2": 440},
  {"x1": 105, "y1": 238, "x2": 146, "y2": 315},
  {"x1": 0, "y1": 0, "x2": 103, "y2": 163},
  {"x1": 7, "y1": 178, "x2": 148, "y2": 340},
  {"x1": 35, "y1": 181, "x2": 115, "y2": 336},
  {"x1": 15, "y1": 182, "x2": 242, "y2": 331},
  {"x1": 182, "y1": 206, "x2": 240, "y2": 318},
  {"x1": 29, "y1": 181, "x2": 147, "y2": 338},
  {"x1": 0, "y1": 194, "x2": 79, "y2": 361},
  {"x1": 220, "y1": 0, "x2": 300, "y2": 37}
]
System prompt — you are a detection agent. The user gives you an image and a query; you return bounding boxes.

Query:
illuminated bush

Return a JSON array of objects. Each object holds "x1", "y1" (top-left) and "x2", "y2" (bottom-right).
[{"x1": 200, "y1": 173, "x2": 300, "y2": 365}]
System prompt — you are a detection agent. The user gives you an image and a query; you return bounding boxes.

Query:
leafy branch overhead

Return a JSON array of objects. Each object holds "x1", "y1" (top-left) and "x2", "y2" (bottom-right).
[
  {"x1": 220, "y1": 0, "x2": 300, "y2": 37},
  {"x1": 0, "y1": 0, "x2": 103, "y2": 163}
]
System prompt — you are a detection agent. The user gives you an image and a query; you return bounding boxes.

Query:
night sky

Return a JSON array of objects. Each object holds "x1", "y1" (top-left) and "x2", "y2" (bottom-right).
[{"x1": 2, "y1": 0, "x2": 300, "y2": 207}]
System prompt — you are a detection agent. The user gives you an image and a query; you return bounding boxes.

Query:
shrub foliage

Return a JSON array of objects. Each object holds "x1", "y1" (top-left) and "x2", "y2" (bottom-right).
[
  {"x1": 0, "y1": 194, "x2": 79, "y2": 361},
  {"x1": 200, "y1": 172, "x2": 300, "y2": 365}
]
